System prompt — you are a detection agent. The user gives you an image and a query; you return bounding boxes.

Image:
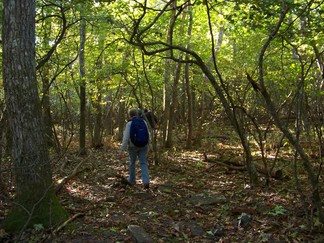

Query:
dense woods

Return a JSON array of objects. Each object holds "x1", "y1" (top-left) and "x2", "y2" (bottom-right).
[{"x1": 0, "y1": 0, "x2": 323, "y2": 241}]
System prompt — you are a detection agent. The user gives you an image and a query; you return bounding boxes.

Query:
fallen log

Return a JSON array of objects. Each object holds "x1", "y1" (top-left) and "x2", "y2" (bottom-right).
[
  {"x1": 203, "y1": 153, "x2": 245, "y2": 171},
  {"x1": 203, "y1": 153, "x2": 283, "y2": 179},
  {"x1": 255, "y1": 164, "x2": 283, "y2": 180}
]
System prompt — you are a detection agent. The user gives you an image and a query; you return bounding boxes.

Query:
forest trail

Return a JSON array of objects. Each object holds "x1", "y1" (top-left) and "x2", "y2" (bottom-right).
[
  {"x1": 45, "y1": 146, "x2": 320, "y2": 243},
  {"x1": 3, "y1": 146, "x2": 322, "y2": 242}
]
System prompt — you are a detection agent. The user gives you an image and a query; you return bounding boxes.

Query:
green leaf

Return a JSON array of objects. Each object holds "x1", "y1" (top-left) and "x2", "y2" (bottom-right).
[
  {"x1": 33, "y1": 224, "x2": 44, "y2": 231},
  {"x1": 268, "y1": 205, "x2": 286, "y2": 216}
]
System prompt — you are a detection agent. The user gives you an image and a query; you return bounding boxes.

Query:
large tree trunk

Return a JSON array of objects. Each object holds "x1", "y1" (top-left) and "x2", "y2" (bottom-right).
[{"x1": 2, "y1": 0, "x2": 67, "y2": 232}]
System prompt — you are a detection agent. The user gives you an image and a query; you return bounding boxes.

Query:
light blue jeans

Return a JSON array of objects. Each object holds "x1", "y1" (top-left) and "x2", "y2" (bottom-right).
[{"x1": 128, "y1": 145, "x2": 150, "y2": 185}]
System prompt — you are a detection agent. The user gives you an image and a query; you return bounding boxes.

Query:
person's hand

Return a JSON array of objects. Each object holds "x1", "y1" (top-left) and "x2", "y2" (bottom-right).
[{"x1": 118, "y1": 151, "x2": 123, "y2": 160}]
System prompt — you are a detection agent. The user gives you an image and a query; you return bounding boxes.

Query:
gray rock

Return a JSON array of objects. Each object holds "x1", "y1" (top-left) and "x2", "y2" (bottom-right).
[
  {"x1": 133, "y1": 191, "x2": 154, "y2": 200},
  {"x1": 157, "y1": 184, "x2": 173, "y2": 193},
  {"x1": 127, "y1": 225, "x2": 153, "y2": 243},
  {"x1": 259, "y1": 232, "x2": 273, "y2": 241},
  {"x1": 188, "y1": 193, "x2": 227, "y2": 206},
  {"x1": 102, "y1": 230, "x2": 124, "y2": 241},
  {"x1": 187, "y1": 221, "x2": 204, "y2": 236},
  {"x1": 238, "y1": 213, "x2": 252, "y2": 227},
  {"x1": 213, "y1": 228, "x2": 225, "y2": 237}
]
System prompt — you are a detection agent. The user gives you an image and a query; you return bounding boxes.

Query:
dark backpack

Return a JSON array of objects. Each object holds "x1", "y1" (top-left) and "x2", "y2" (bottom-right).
[{"x1": 130, "y1": 116, "x2": 149, "y2": 147}]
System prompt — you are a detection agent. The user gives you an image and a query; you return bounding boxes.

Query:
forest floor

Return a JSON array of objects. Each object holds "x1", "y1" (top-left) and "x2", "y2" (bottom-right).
[{"x1": 2, "y1": 135, "x2": 324, "y2": 242}]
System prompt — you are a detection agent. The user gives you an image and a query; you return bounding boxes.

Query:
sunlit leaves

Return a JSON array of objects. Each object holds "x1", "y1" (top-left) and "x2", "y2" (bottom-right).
[{"x1": 33, "y1": 0, "x2": 324, "y2": 136}]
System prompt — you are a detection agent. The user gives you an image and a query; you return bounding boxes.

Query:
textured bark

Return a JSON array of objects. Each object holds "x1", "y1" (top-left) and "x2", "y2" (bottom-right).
[{"x1": 2, "y1": 0, "x2": 67, "y2": 232}]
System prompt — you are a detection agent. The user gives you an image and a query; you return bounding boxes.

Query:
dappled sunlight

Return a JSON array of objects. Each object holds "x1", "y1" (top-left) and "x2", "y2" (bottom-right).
[
  {"x1": 0, "y1": 119, "x2": 316, "y2": 242},
  {"x1": 2, "y1": 141, "x2": 319, "y2": 242}
]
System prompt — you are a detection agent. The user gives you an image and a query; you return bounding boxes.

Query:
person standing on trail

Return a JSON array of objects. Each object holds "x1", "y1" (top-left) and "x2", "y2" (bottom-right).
[
  {"x1": 118, "y1": 108, "x2": 150, "y2": 189},
  {"x1": 144, "y1": 108, "x2": 158, "y2": 130}
]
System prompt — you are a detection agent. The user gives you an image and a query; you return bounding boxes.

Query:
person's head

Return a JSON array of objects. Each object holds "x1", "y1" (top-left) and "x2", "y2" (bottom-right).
[{"x1": 128, "y1": 108, "x2": 138, "y2": 118}]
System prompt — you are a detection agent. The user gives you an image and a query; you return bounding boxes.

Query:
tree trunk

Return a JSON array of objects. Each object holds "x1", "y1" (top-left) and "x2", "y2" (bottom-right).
[
  {"x1": 185, "y1": 62, "x2": 193, "y2": 149},
  {"x1": 254, "y1": 3, "x2": 323, "y2": 223},
  {"x1": 204, "y1": 2, "x2": 259, "y2": 185},
  {"x1": 79, "y1": 11, "x2": 86, "y2": 155},
  {"x1": 128, "y1": 0, "x2": 259, "y2": 185},
  {"x1": 141, "y1": 53, "x2": 160, "y2": 164},
  {"x1": 92, "y1": 93, "x2": 103, "y2": 148},
  {"x1": 165, "y1": 61, "x2": 181, "y2": 148},
  {"x1": 91, "y1": 33, "x2": 106, "y2": 148},
  {"x1": 41, "y1": 63, "x2": 55, "y2": 147},
  {"x1": 185, "y1": 4, "x2": 193, "y2": 149},
  {"x1": 117, "y1": 99, "x2": 126, "y2": 141},
  {"x1": 162, "y1": 0, "x2": 176, "y2": 148},
  {"x1": 2, "y1": 0, "x2": 67, "y2": 232},
  {"x1": 162, "y1": 60, "x2": 173, "y2": 147}
]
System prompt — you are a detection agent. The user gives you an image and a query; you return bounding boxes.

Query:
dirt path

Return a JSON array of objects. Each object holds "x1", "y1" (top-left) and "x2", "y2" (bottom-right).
[{"x1": 4, "y1": 148, "x2": 322, "y2": 242}]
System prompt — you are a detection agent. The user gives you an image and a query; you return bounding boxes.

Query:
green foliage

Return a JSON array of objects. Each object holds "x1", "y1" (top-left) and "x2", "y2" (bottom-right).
[
  {"x1": 267, "y1": 205, "x2": 287, "y2": 216},
  {"x1": 1, "y1": 0, "x2": 323, "y2": 238},
  {"x1": 31, "y1": 0, "x2": 324, "y2": 164},
  {"x1": 33, "y1": 224, "x2": 45, "y2": 231}
]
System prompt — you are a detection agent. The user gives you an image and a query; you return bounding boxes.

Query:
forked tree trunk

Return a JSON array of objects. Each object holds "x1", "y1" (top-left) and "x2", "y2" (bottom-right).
[{"x1": 2, "y1": 0, "x2": 67, "y2": 232}]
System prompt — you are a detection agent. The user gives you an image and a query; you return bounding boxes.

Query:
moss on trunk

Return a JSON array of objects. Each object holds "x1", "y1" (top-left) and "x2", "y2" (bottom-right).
[{"x1": 2, "y1": 191, "x2": 68, "y2": 232}]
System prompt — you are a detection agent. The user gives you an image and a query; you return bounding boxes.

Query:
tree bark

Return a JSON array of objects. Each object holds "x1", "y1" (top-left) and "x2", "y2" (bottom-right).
[
  {"x1": 79, "y1": 10, "x2": 87, "y2": 155},
  {"x1": 162, "y1": 2, "x2": 176, "y2": 148},
  {"x1": 92, "y1": 93, "x2": 103, "y2": 148},
  {"x1": 185, "y1": 3, "x2": 193, "y2": 149},
  {"x1": 2, "y1": 0, "x2": 67, "y2": 232},
  {"x1": 41, "y1": 62, "x2": 55, "y2": 147}
]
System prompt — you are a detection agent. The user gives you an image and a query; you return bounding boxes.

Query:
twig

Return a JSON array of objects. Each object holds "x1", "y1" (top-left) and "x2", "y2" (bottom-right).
[
  {"x1": 53, "y1": 213, "x2": 84, "y2": 234},
  {"x1": 55, "y1": 160, "x2": 85, "y2": 193}
]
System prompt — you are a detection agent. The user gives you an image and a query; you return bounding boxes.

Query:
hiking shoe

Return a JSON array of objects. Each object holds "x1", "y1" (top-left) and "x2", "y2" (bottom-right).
[
  {"x1": 144, "y1": 184, "x2": 149, "y2": 189},
  {"x1": 120, "y1": 177, "x2": 134, "y2": 186}
]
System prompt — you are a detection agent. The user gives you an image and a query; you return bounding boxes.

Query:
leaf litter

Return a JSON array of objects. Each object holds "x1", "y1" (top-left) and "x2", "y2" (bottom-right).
[{"x1": 2, "y1": 144, "x2": 324, "y2": 242}]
